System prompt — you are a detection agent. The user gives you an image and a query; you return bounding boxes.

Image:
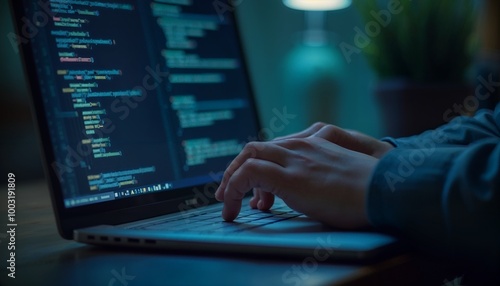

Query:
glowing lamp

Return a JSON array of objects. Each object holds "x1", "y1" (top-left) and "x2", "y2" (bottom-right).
[{"x1": 282, "y1": 0, "x2": 351, "y2": 11}]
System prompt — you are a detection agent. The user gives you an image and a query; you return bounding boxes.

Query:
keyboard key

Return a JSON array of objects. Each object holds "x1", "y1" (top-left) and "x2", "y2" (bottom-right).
[{"x1": 131, "y1": 203, "x2": 303, "y2": 234}]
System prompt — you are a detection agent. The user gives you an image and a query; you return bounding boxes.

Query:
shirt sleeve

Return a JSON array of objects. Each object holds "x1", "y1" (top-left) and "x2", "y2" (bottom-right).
[
  {"x1": 382, "y1": 104, "x2": 500, "y2": 149},
  {"x1": 368, "y1": 104, "x2": 500, "y2": 268}
]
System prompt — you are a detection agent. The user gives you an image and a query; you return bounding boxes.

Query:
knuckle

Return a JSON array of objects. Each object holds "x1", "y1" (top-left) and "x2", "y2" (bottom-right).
[
  {"x1": 319, "y1": 124, "x2": 337, "y2": 134},
  {"x1": 243, "y1": 141, "x2": 264, "y2": 155},
  {"x1": 241, "y1": 158, "x2": 259, "y2": 171},
  {"x1": 312, "y1": 122, "x2": 327, "y2": 129},
  {"x1": 244, "y1": 141, "x2": 258, "y2": 149}
]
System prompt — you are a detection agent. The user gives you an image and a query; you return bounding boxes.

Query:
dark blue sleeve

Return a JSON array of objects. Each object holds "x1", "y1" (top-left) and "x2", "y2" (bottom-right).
[
  {"x1": 382, "y1": 104, "x2": 500, "y2": 149},
  {"x1": 367, "y1": 104, "x2": 500, "y2": 268}
]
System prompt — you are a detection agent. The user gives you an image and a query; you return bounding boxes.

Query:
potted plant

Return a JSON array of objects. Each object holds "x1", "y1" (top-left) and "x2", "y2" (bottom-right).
[{"x1": 354, "y1": 0, "x2": 478, "y2": 137}]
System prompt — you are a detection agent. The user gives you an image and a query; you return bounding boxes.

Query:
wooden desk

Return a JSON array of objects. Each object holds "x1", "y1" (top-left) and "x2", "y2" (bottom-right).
[{"x1": 0, "y1": 181, "x2": 459, "y2": 286}]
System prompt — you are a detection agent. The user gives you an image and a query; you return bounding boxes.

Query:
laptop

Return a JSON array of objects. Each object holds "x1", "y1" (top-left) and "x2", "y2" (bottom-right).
[{"x1": 10, "y1": 0, "x2": 400, "y2": 261}]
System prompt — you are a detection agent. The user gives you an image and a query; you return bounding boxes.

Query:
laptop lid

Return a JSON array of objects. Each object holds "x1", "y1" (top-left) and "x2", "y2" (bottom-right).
[{"x1": 9, "y1": 0, "x2": 261, "y2": 239}]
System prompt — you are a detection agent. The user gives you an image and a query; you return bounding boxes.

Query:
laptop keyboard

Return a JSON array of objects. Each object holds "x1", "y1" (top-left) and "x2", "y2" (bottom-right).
[{"x1": 129, "y1": 203, "x2": 302, "y2": 234}]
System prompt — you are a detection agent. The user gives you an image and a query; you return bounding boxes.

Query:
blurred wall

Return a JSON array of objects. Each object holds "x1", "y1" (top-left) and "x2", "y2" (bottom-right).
[
  {"x1": 236, "y1": 1, "x2": 380, "y2": 137},
  {"x1": 0, "y1": 0, "x2": 380, "y2": 181},
  {"x1": 0, "y1": 0, "x2": 44, "y2": 180}
]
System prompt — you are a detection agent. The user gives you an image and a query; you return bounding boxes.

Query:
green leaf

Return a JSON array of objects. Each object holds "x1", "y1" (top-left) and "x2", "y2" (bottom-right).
[{"x1": 353, "y1": 0, "x2": 478, "y2": 84}]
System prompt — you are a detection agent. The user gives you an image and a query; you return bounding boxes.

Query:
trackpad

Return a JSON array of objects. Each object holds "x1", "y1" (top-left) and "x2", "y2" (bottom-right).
[{"x1": 244, "y1": 216, "x2": 334, "y2": 234}]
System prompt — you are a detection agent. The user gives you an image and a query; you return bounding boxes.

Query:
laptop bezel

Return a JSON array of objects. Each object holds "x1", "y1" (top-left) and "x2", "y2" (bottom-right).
[{"x1": 9, "y1": 0, "x2": 262, "y2": 239}]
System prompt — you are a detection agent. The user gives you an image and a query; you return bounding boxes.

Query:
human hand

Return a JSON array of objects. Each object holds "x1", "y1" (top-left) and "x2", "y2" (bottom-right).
[
  {"x1": 246, "y1": 123, "x2": 394, "y2": 217},
  {"x1": 275, "y1": 122, "x2": 394, "y2": 159},
  {"x1": 214, "y1": 137, "x2": 379, "y2": 229}
]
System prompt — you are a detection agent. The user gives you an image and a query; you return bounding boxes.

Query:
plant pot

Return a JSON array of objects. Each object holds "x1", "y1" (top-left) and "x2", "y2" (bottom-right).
[{"x1": 375, "y1": 80, "x2": 473, "y2": 138}]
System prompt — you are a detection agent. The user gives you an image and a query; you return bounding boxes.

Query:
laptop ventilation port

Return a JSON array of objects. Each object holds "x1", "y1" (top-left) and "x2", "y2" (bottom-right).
[
  {"x1": 128, "y1": 238, "x2": 140, "y2": 243},
  {"x1": 100, "y1": 236, "x2": 109, "y2": 241},
  {"x1": 145, "y1": 239, "x2": 156, "y2": 245}
]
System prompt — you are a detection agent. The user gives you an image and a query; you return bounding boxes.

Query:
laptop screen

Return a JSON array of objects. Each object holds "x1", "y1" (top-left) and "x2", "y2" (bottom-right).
[{"x1": 17, "y1": 0, "x2": 260, "y2": 209}]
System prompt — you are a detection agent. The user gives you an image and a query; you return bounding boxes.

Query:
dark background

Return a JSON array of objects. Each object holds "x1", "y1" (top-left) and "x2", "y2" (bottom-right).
[
  {"x1": 1, "y1": 0, "x2": 499, "y2": 183},
  {"x1": 0, "y1": 0, "x2": 382, "y2": 182}
]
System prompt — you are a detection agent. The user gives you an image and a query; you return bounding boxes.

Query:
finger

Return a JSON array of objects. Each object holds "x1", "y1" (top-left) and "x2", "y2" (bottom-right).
[
  {"x1": 222, "y1": 158, "x2": 285, "y2": 221},
  {"x1": 250, "y1": 188, "x2": 275, "y2": 210},
  {"x1": 309, "y1": 124, "x2": 350, "y2": 143},
  {"x1": 249, "y1": 188, "x2": 260, "y2": 208},
  {"x1": 216, "y1": 142, "x2": 289, "y2": 201},
  {"x1": 309, "y1": 125, "x2": 374, "y2": 155},
  {"x1": 273, "y1": 122, "x2": 326, "y2": 141},
  {"x1": 217, "y1": 142, "x2": 288, "y2": 200},
  {"x1": 257, "y1": 191, "x2": 275, "y2": 210},
  {"x1": 311, "y1": 126, "x2": 393, "y2": 159},
  {"x1": 346, "y1": 130, "x2": 393, "y2": 158}
]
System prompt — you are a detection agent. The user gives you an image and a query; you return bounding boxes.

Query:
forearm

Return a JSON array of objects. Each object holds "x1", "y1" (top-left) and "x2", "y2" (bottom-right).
[{"x1": 368, "y1": 141, "x2": 500, "y2": 267}]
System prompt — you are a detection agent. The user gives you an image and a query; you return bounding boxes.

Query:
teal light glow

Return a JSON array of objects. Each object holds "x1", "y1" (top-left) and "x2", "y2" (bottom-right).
[{"x1": 282, "y1": 0, "x2": 351, "y2": 11}]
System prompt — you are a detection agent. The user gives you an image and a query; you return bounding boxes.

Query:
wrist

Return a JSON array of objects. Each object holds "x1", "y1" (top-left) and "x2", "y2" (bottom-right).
[{"x1": 372, "y1": 142, "x2": 395, "y2": 159}]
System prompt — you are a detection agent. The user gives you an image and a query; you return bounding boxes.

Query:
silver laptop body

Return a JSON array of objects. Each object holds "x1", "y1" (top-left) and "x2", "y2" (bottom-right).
[{"x1": 10, "y1": 0, "x2": 400, "y2": 261}]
